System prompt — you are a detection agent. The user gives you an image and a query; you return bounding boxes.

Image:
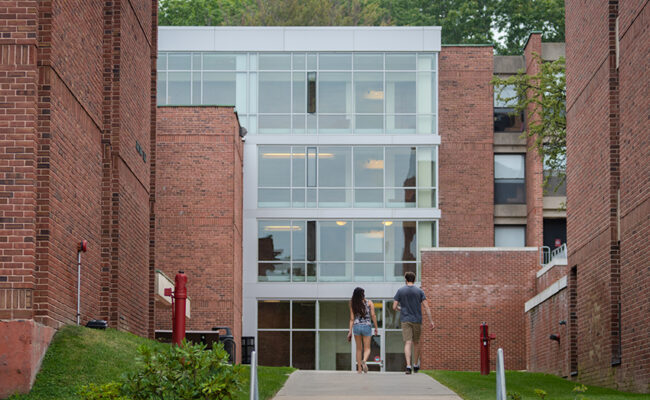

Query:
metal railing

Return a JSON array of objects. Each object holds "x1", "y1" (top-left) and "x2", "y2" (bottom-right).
[
  {"x1": 550, "y1": 243, "x2": 567, "y2": 261},
  {"x1": 539, "y1": 243, "x2": 567, "y2": 266}
]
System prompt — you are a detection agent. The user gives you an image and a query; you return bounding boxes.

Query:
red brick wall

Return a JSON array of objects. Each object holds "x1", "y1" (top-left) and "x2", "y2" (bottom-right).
[
  {"x1": 566, "y1": 0, "x2": 649, "y2": 392},
  {"x1": 526, "y1": 288, "x2": 569, "y2": 376},
  {"x1": 0, "y1": 1, "x2": 39, "y2": 322},
  {"x1": 0, "y1": 1, "x2": 157, "y2": 394},
  {"x1": 438, "y1": 47, "x2": 494, "y2": 247},
  {"x1": 420, "y1": 249, "x2": 537, "y2": 371},
  {"x1": 617, "y1": 0, "x2": 649, "y2": 390},
  {"x1": 523, "y1": 34, "x2": 544, "y2": 248},
  {"x1": 155, "y1": 107, "x2": 243, "y2": 362}
]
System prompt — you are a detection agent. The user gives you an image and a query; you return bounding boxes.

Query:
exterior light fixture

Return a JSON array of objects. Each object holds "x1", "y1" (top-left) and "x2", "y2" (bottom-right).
[
  {"x1": 336, "y1": 221, "x2": 347, "y2": 226},
  {"x1": 382, "y1": 221, "x2": 393, "y2": 226}
]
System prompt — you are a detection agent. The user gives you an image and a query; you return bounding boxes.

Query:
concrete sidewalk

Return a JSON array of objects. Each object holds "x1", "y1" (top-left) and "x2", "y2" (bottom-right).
[{"x1": 273, "y1": 370, "x2": 462, "y2": 400}]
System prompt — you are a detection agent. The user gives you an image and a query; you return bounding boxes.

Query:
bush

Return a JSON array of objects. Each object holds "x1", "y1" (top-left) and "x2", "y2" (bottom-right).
[{"x1": 80, "y1": 340, "x2": 243, "y2": 400}]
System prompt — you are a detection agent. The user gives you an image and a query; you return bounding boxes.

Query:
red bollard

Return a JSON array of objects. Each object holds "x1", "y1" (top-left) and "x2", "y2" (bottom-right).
[
  {"x1": 480, "y1": 323, "x2": 496, "y2": 375},
  {"x1": 171, "y1": 271, "x2": 188, "y2": 346}
]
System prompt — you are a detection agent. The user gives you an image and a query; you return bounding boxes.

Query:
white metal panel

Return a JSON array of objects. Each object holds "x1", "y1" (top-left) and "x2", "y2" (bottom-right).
[
  {"x1": 246, "y1": 134, "x2": 441, "y2": 146},
  {"x1": 159, "y1": 26, "x2": 442, "y2": 52},
  {"x1": 159, "y1": 27, "x2": 214, "y2": 51},
  {"x1": 214, "y1": 27, "x2": 285, "y2": 51},
  {"x1": 284, "y1": 28, "x2": 355, "y2": 51},
  {"x1": 250, "y1": 208, "x2": 442, "y2": 220}
]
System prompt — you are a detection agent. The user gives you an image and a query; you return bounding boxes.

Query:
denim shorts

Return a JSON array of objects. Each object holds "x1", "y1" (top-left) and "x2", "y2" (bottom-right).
[{"x1": 353, "y1": 324, "x2": 373, "y2": 336}]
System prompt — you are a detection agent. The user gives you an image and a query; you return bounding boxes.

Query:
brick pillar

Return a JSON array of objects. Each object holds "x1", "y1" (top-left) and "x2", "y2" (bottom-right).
[{"x1": 523, "y1": 33, "x2": 544, "y2": 248}]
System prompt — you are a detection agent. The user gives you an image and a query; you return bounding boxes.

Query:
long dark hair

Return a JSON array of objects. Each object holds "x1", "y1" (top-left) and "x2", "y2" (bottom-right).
[{"x1": 351, "y1": 287, "x2": 367, "y2": 318}]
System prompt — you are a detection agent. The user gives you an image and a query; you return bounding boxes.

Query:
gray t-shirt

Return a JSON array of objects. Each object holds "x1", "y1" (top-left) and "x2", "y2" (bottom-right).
[{"x1": 394, "y1": 285, "x2": 426, "y2": 323}]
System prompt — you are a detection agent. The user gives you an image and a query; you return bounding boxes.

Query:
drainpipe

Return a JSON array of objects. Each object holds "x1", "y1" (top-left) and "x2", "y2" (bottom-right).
[{"x1": 77, "y1": 240, "x2": 87, "y2": 325}]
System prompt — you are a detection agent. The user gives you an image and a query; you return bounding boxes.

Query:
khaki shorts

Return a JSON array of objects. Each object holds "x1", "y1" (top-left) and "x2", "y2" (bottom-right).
[{"x1": 401, "y1": 322, "x2": 422, "y2": 343}]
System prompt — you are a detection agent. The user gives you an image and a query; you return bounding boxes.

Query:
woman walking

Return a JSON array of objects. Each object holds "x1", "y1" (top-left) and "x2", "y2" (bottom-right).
[{"x1": 347, "y1": 287, "x2": 379, "y2": 373}]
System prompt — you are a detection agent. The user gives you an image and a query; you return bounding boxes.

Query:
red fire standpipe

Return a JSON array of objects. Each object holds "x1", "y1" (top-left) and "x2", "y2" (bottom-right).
[
  {"x1": 77, "y1": 240, "x2": 88, "y2": 325},
  {"x1": 480, "y1": 322, "x2": 496, "y2": 375},
  {"x1": 172, "y1": 271, "x2": 188, "y2": 346}
]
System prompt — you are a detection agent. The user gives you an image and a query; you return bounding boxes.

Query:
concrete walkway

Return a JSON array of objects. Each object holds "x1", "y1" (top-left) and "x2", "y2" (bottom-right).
[{"x1": 273, "y1": 371, "x2": 462, "y2": 400}]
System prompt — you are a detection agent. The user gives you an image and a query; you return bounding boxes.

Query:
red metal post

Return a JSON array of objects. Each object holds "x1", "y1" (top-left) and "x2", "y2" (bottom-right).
[
  {"x1": 480, "y1": 323, "x2": 495, "y2": 375},
  {"x1": 172, "y1": 271, "x2": 187, "y2": 346}
]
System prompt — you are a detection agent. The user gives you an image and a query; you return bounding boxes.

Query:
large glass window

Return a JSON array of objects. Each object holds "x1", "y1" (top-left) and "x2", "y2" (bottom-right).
[
  {"x1": 257, "y1": 300, "x2": 407, "y2": 370},
  {"x1": 494, "y1": 154, "x2": 526, "y2": 204},
  {"x1": 257, "y1": 219, "x2": 436, "y2": 282},
  {"x1": 258, "y1": 146, "x2": 437, "y2": 208},
  {"x1": 158, "y1": 51, "x2": 438, "y2": 135}
]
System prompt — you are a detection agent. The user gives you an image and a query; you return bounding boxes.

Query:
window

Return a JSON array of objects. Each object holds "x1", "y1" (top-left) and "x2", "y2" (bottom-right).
[
  {"x1": 493, "y1": 84, "x2": 523, "y2": 132},
  {"x1": 258, "y1": 146, "x2": 437, "y2": 208},
  {"x1": 495, "y1": 225, "x2": 526, "y2": 247},
  {"x1": 257, "y1": 299, "x2": 409, "y2": 370},
  {"x1": 494, "y1": 154, "x2": 525, "y2": 204},
  {"x1": 158, "y1": 51, "x2": 438, "y2": 135},
  {"x1": 257, "y1": 219, "x2": 436, "y2": 282}
]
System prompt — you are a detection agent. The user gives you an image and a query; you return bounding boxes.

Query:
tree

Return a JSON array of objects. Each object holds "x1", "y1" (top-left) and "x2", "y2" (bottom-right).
[
  {"x1": 381, "y1": 0, "x2": 496, "y2": 45},
  {"x1": 491, "y1": 54, "x2": 566, "y2": 191},
  {"x1": 493, "y1": 0, "x2": 565, "y2": 55},
  {"x1": 159, "y1": 0, "x2": 254, "y2": 26}
]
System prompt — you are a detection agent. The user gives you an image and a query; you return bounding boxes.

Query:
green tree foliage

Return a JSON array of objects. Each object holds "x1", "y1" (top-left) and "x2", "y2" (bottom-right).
[
  {"x1": 244, "y1": 0, "x2": 390, "y2": 26},
  {"x1": 492, "y1": 54, "x2": 566, "y2": 190},
  {"x1": 159, "y1": 0, "x2": 255, "y2": 26},
  {"x1": 380, "y1": 0, "x2": 496, "y2": 45},
  {"x1": 158, "y1": 0, "x2": 565, "y2": 55},
  {"x1": 494, "y1": 0, "x2": 565, "y2": 54}
]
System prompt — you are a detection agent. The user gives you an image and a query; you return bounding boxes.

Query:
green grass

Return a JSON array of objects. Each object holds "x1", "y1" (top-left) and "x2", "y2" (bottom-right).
[
  {"x1": 10, "y1": 325, "x2": 293, "y2": 400},
  {"x1": 424, "y1": 370, "x2": 648, "y2": 400},
  {"x1": 236, "y1": 365, "x2": 295, "y2": 400}
]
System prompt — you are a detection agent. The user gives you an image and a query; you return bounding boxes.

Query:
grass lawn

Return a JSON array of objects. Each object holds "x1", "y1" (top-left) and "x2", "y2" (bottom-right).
[
  {"x1": 9, "y1": 325, "x2": 293, "y2": 400},
  {"x1": 425, "y1": 370, "x2": 648, "y2": 400}
]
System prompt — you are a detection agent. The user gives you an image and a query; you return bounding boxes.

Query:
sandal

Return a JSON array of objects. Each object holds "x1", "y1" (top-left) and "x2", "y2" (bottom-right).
[{"x1": 362, "y1": 361, "x2": 368, "y2": 373}]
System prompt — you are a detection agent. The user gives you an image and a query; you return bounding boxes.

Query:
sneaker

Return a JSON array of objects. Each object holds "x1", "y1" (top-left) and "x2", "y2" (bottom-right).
[
  {"x1": 405, "y1": 366, "x2": 412, "y2": 375},
  {"x1": 413, "y1": 365, "x2": 420, "y2": 373}
]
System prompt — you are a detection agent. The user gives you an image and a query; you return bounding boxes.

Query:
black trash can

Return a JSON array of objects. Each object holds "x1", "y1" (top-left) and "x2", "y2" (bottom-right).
[{"x1": 212, "y1": 326, "x2": 236, "y2": 364}]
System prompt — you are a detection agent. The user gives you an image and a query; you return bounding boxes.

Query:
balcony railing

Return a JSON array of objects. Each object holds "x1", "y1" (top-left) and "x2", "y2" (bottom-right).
[{"x1": 539, "y1": 243, "x2": 567, "y2": 266}]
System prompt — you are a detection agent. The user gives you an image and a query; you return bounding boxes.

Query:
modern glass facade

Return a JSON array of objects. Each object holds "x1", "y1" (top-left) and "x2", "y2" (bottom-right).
[
  {"x1": 258, "y1": 220, "x2": 436, "y2": 282},
  {"x1": 158, "y1": 52, "x2": 437, "y2": 135},
  {"x1": 159, "y1": 27, "x2": 442, "y2": 370},
  {"x1": 258, "y1": 146, "x2": 437, "y2": 208},
  {"x1": 257, "y1": 300, "x2": 407, "y2": 370}
]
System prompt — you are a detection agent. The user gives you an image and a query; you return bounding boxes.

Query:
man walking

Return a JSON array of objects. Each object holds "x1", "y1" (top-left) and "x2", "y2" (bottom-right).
[{"x1": 392, "y1": 271, "x2": 434, "y2": 374}]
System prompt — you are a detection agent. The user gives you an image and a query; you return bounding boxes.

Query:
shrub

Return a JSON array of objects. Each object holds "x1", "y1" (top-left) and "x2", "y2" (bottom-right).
[{"x1": 80, "y1": 340, "x2": 243, "y2": 400}]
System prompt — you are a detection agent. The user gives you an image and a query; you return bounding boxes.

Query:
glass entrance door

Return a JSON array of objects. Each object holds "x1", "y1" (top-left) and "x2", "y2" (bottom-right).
[{"x1": 349, "y1": 300, "x2": 406, "y2": 372}]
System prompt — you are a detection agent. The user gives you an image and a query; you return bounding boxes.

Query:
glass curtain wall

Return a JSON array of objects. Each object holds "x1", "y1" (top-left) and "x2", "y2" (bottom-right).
[
  {"x1": 158, "y1": 52, "x2": 437, "y2": 135},
  {"x1": 258, "y1": 220, "x2": 436, "y2": 282},
  {"x1": 258, "y1": 300, "x2": 407, "y2": 370},
  {"x1": 258, "y1": 146, "x2": 437, "y2": 208}
]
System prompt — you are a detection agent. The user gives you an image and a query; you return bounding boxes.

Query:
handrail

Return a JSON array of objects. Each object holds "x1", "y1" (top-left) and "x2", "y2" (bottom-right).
[
  {"x1": 540, "y1": 243, "x2": 567, "y2": 267},
  {"x1": 550, "y1": 243, "x2": 567, "y2": 260},
  {"x1": 539, "y1": 246, "x2": 550, "y2": 266}
]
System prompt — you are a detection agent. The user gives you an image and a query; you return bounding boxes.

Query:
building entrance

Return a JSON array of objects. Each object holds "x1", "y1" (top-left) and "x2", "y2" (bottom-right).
[
  {"x1": 350, "y1": 300, "x2": 405, "y2": 372},
  {"x1": 257, "y1": 299, "x2": 407, "y2": 371}
]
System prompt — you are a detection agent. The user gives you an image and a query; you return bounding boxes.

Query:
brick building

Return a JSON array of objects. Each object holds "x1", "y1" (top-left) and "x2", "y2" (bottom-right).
[
  {"x1": 157, "y1": 27, "x2": 568, "y2": 373},
  {"x1": 0, "y1": 1, "x2": 157, "y2": 396},
  {"x1": 563, "y1": 0, "x2": 647, "y2": 391},
  {"x1": 154, "y1": 106, "x2": 244, "y2": 363}
]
